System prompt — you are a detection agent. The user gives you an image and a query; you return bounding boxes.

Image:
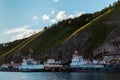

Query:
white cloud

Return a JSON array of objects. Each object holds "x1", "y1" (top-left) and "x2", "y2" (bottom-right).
[
  {"x1": 51, "y1": 10, "x2": 55, "y2": 14},
  {"x1": 4, "y1": 25, "x2": 40, "y2": 42},
  {"x1": 50, "y1": 19, "x2": 57, "y2": 23},
  {"x1": 56, "y1": 11, "x2": 67, "y2": 21},
  {"x1": 33, "y1": 16, "x2": 38, "y2": 20},
  {"x1": 55, "y1": 11, "x2": 84, "y2": 21},
  {"x1": 42, "y1": 15, "x2": 50, "y2": 21},
  {"x1": 53, "y1": 0, "x2": 58, "y2": 3},
  {"x1": 68, "y1": 12, "x2": 84, "y2": 19},
  {"x1": 4, "y1": 25, "x2": 30, "y2": 34},
  {"x1": 49, "y1": 11, "x2": 84, "y2": 24}
]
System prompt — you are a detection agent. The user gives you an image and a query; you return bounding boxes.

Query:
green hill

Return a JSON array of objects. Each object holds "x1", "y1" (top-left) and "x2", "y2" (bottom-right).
[
  {"x1": 0, "y1": 11, "x2": 99, "y2": 61},
  {"x1": 0, "y1": 1, "x2": 120, "y2": 63}
]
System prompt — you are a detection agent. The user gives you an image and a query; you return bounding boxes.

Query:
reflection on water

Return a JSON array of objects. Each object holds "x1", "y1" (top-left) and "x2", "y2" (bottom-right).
[{"x1": 0, "y1": 72, "x2": 120, "y2": 80}]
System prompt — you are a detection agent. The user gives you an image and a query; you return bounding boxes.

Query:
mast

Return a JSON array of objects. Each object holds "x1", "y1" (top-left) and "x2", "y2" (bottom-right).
[
  {"x1": 101, "y1": 44, "x2": 105, "y2": 59},
  {"x1": 29, "y1": 47, "x2": 33, "y2": 59},
  {"x1": 3, "y1": 56, "x2": 5, "y2": 64}
]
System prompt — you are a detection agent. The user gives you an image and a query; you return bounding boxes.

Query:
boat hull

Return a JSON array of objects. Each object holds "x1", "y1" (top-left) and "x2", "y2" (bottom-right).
[
  {"x1": 19, "y1": 69, "x2": 44, "y2": 72},
  {"x1": 1, "y1": 67, "x2": 120, "y2": 72},
  {"x1": 0, "y1": 68, "x2": 44, "y2": 72},
  {"x1": 68, "y1": 67, "x2": 120, "y2": 72}
]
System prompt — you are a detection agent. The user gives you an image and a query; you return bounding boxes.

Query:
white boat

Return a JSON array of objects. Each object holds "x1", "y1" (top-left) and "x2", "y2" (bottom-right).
[
  {"x1": 18, "y1": 48, "x2": 44, "y2": 72},
  {"x1": 0, "y1": 48, "x2": 44, "y2": 72},
  {"x1": 19, "y1": 58, "x2": 44, "y2": 72},
  {"x1": 70, "y1": 51, "x2": 105, "y2": 71}
]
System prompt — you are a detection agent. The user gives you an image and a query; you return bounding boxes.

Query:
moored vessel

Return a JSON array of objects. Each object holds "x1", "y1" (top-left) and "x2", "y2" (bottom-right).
[
  {"x1": 44, "y1": 59, "x2": 63, "y2": 71},
  {"x1": 18, "y1": 58, "x2": 44, "y2": 72},
  {"x1": 69, "y1": 50, "x2": 120, "y2": 72},
  {"x1": 0, "y1": 48, "x2": 44, "y2": 72}
]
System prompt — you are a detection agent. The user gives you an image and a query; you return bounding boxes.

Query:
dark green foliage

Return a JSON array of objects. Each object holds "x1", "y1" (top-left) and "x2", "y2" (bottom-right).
[{"x1": 44, "y1": 27, "x2": 48, "y2": 30}]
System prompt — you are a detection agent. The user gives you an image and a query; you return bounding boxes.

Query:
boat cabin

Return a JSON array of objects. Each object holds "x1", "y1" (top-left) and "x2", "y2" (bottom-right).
[
  {"x1": 104, "y1": 52, "x2": 120, "y2": 61},
  {"x1": 103, "y1": 52, "x2": 120, "y2": 65}
]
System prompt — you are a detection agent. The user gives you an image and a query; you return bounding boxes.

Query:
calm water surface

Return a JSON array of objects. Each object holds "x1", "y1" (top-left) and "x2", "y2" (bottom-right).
[{"x1": 0, "y1": 72, "x2": 120, "y2": 80}]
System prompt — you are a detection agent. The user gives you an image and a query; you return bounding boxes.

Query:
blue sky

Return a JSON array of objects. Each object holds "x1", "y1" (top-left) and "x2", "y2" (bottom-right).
[{"x1": 0, "y1": 0, "x2": 117, "y2": 43}]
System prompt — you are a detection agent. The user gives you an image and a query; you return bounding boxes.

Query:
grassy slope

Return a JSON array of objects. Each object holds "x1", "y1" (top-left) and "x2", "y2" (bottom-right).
[
  {"x1": 67, "y1": 6, "x2": 120, "y2": 57},
  {"x1": 84, "y1": 7, "x2": 120, "y2": 56},
  {"x1": 0, "y1": 31, "x2": 44, "y2": 58},
  {"x1": 0, "y1": 20, "x2": 85, "y2": 58},
  {"x1": 23, "y1": 25, "x2": 81, "y2": 52},
  {"x1": 0, "y1": 3, "x2": 120, "y2": 59},
  {"x1": 0, "y1": 39, "x2": 26, "y2": 56}
]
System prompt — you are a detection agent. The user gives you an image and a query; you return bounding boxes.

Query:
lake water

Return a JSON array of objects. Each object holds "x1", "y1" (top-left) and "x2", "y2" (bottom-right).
[{"x1": 0, "y1": 72, "x2": 120, "y2": 80}]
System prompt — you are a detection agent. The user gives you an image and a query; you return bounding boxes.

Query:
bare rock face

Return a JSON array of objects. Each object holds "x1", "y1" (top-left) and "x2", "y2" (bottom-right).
[
  {"x1": 93, "y1": 27, "x2": 120, "y2": 56},
  {"x1": 42, "y1": 27, "x2": 92, "y2": 63},
  {"x1": 93, "y1": 14, "x2": 120, "y2": 56},
  {"x1": 104, "y1": 27, "x2": 120, "y2": 52}
]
